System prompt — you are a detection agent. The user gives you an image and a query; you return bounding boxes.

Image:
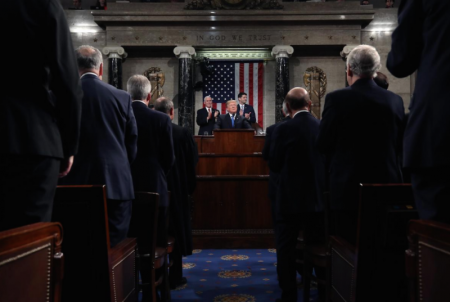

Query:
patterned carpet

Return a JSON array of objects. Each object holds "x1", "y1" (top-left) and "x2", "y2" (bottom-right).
[{"x1": 169, "y1": 249, "x2": 318, "y2": 302}]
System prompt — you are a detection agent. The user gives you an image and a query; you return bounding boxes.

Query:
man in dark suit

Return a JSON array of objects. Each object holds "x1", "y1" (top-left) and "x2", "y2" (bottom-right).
[
  {"x1": 262, "y1": 101, "x2": 290, "y2": 223},
  {"x1": 237, "y1": 92, "x2": 257, "y2": 124},
  {"x1": 317, "y1": 45, "x2": 404, "y2": 243},
  {"x1": 387, "y1": 0, "x2": 450, "y2": 223},
  {"x1": 214, "y1": 100, "x2": 253, "y2": 130},
  {"x1": 196, "y1": 95, "x2": 220, "y2": 135},
  {"x1": 127, "y1": 75, "x2": 174, "y2": 301},
  {"x1": 59, "y1": 46, "x2": 137, "y2": 247},
  {"x1": 269, "y1": 88, "x2": 323, "y2": 302},
  {"x1": 127, "y1": 75, "x2": 175, "y2": 239},
  {"x1": 154, "y1": 96, "x2": 198, "y2": 289},
  {"x1": 1, "y1": 0, "x2": 82, "y2": 231}
]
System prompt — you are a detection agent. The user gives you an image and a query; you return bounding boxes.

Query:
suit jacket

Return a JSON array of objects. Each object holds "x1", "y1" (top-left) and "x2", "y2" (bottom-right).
[
  {"x1": 59, "y1": 74, "x2": 137, "y2": 201},
  {"x1": 262, "y1": 116, "x2": 291, "y2": 207},
  {"x1": 131, "y1": 102, "x2": 175, "y2": 207},
  {"x1": 1, "y1": 0, "x2": 82, "y2": 159},
  {"x1": 168, "y1": 124, "x2": 198, "y2": 256},
  {"x1": 387, "y1": 0, "x2": 450, "y2": 168},
  {"x1": 269, "y1": 112, "x2": 324, "y2": 223},
  {"x1": 316, "y1": 78, "x2": 405, "y2": 210},
  {"x1": 214, "y1": 113, "x2": 253, "y2": 130},
  {"x1": 237, "y1": 103, "x2": 256, "y2": 124},
  {"x1": 196, "y1": 107, "x2": 219, "y2": 135}
]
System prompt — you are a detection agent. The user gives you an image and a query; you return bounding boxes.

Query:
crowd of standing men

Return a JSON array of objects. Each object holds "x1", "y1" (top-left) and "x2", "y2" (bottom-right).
[
  {"x1": 2, "y1": 0, "x2": 197, "y2": 291},
  {"x1": 263, "y1": 13, "x2": 450, "y2": 296},
  {"x1": 2, "y1": 1, "x2": 450, "y2": 302}
]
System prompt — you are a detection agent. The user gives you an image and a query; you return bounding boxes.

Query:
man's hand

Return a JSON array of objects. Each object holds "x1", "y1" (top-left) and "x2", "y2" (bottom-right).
[
  {"x1": 214, "y1": 110, "x2": 219, "y2": 118},
  {"x1": 245, "y1": 112, "x2": 252, "y2": 120},
  {"x1": 59, "y1": 155, "x2": 74, "y2": 178}
]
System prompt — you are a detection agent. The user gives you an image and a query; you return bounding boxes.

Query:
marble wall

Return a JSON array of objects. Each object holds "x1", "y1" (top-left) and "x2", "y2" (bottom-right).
[
  {"x1": 122, "y1": 57, "x2": 180, "y2": 121},
  {"x1": 65, "y1": 5, "x2": 412, "y2": 131}
]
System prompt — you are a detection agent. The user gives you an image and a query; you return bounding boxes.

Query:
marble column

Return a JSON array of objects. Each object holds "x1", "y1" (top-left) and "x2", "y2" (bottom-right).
[
  {"x1": 340, "y1": 45, "x2": 358, "y2": 87},
  {"x1": 174, "y1": 46, "x2": 196, "y2": 133},
  {"x1": 271, "y1": 45, "x2": 294, "y2": 123},
  {"x1": 102, "y1": 46, "x2": 128, "y2": 89}
]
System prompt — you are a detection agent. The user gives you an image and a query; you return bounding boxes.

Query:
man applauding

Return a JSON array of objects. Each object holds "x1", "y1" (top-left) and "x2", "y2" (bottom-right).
[
  {"x1": 237, "y1": 92, "x2": 256, "y2": 124},
  {"x1": 214, "y1": 100, "x2": 253, "y2": 130},
  {"x1": 196, "y1": 96, "x2": 219, "y2": 135}
]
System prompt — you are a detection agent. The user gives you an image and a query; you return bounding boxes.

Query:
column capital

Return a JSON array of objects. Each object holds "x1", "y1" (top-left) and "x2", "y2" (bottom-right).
[
  {"x1": 174, "y1": 46, "x2": 196, "y2": 59},
  {"x1": 340, "y1": 45, "x2": 359, "y2": 62},
  {"x1": 271, "y1": 45, "x2": 294, "y2": 58},
  {"x1": 102, "y1": 46, "x2": 128, "y2": 59}
]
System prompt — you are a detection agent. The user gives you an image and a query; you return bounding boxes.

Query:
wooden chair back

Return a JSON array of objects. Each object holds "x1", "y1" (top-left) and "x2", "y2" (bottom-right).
[
  {"x1": 0, "y1": 222, "x2": 63, "y2": 302},
  {"x1": 53, "y1": 185, "x2": 137, "y2": 302},
  {"x1": 128, "y1": 191, "x2": 162, "y2": 302},
  {"x1": 406, "y1": 220, "x2": 450, "y2": 302},
  {"x1": 330, "y1": 184, "x2": 417, "y2": 302}
]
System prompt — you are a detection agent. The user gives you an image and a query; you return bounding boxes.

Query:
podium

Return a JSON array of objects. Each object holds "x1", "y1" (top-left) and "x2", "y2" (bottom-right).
[{"x1": 192, "y1": 130, "x2": 273, "y2": 248}]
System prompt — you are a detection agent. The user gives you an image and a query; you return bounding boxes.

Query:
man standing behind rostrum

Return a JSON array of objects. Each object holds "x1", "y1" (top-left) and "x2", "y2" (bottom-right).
[
  {"x1": 196, "y1": 95, "x2": 219, "y2": 135},
  {"x1": 237, "y1": 92, "x2": 256, "y2": 124},
  {"x1": 214, "y1": 100, "x2": 253, "y2": 130},
  {"x1": 60, "y1": 45, "x2": 138, "y2": 247}
]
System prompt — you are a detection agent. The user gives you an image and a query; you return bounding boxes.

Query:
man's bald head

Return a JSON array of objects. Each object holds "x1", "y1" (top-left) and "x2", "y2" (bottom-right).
[
  {"x1": 285, "y1": 87, "x2": 310, "y2": 111},
  {"x1": 76, "y1": 45, "x2": 103, "y2": 74}
]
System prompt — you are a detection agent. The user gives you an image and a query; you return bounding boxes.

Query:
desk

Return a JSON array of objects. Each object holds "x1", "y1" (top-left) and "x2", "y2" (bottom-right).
[{"x1": 192, "y1": 130, "x2": 273, "y2": 248}]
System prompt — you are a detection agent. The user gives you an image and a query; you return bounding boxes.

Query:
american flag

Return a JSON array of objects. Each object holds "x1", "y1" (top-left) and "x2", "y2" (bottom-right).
[{"x1": 203, "y1": 61, "x2": 264, "y2": 128}]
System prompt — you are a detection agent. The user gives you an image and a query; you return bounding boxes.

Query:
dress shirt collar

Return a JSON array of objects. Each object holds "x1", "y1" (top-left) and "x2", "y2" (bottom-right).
[
  {"x1": 292, "y1": 110, "x2": 309, "y2": 118},
  {"x1": 132, "y1": 100, "x2": 147, "y2": 105},
  {"x1": 80, "y1": 72, "x2": 99, "y2": 79},
  {"x1": 229, "y1": 112, "x2": 236, "y2": 118}
]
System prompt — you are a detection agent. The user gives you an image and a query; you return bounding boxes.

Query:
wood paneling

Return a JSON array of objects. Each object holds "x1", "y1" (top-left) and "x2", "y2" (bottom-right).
[
  {"x1": 194, "y1": 130, "x2": 265, "y2": 154},
  {"x1": 196, "y1": 154, "x2": 269, "y2": 176},
  {"x1": 192, "y1": 131, "x2": 272, "y2": 248}
]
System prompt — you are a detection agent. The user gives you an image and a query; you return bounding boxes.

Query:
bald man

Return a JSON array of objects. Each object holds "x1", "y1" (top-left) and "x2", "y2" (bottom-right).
[{"x1": 268, "y1": 88, "x2": 325, "y2": 302}]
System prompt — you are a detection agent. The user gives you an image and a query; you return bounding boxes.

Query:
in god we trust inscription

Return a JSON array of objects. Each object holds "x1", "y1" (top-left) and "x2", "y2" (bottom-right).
[
  {"x1": 196, "y1": 34, "x2": 272, "y2": 42},
  {"x1": 185, "y1": 0, "x2": 282, "y2": 10}
]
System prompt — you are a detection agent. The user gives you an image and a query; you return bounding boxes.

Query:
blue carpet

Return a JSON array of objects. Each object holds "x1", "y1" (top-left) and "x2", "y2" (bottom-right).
[{"x1": 169, "y1": 249, "x2": 318, "y2": 302}]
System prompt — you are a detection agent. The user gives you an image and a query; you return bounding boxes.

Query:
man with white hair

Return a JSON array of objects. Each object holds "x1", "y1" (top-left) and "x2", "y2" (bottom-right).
[
  {"x1": 196, "y1": 95, "x2": 219, "y2": 135},
  {"x1": 60, "y1": 45, "x2": 138, "y2": 247},
  {"x1": 317, "y1": 44, "x2": 404, "y2": 244},
  {"x1": 127, "y1": 75, "x2": 175, "y2": 229},
  {"x1": 127, "y1": 75, "x2": 175, "y2": 300}
]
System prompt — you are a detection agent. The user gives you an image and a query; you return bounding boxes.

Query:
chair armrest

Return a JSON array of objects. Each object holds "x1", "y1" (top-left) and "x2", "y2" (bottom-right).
[
  {"x1": 109, "y1": 238, "x2": 138, "y2": 302},
  {"x1": 330, "y1": 235, "x2": 357, "y2": 264},
  {"x1": 109, "y1": 238, "x2": 137, "y2": 265}
]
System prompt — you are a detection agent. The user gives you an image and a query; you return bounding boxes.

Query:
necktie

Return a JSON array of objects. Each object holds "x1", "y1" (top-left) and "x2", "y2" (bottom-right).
[{"x1": 231, "y1": 114, "x2": 235, "y2": 128}]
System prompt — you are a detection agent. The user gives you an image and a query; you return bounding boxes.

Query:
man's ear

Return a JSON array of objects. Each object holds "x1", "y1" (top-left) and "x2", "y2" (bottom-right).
[
  {"x1": 346, "y1": 65, "x2": 353, "y2": 78},
  {"x1": 285, "y1": 102, "x2": 292, "y2": 115},
  {"x1": 146, "y1": 92, "x2": 151, "y2": 102},
  {"x1": 307, "y1": 100, "x2": 312, "y2": 111},
  {"x1": 99, "y1": 63, "x2": 103, "y2": 77}
]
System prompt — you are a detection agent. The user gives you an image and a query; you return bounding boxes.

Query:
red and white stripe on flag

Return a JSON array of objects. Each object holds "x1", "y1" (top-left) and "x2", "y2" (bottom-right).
[{"x1": 211, "y1": 62, "x2": 264, "y2": 128}]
